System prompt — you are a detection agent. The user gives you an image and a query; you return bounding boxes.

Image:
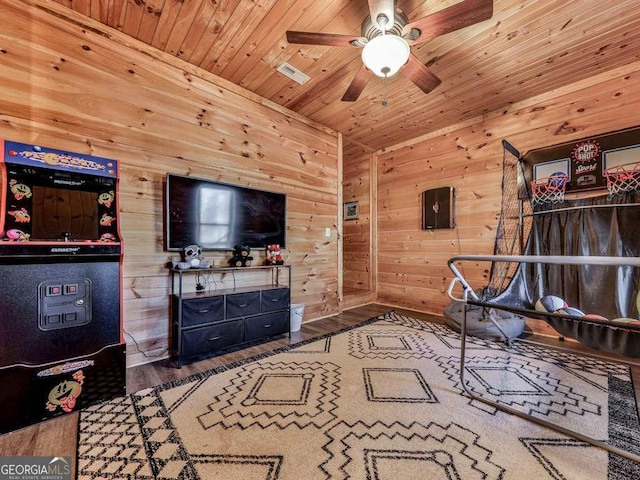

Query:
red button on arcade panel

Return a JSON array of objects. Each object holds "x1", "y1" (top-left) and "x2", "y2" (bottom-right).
[
  {"x1": 64, "y1": 284, "x2": 78, "y2": 295},
  {"x1": 46, "y1": 285, "x2": 62, "y2": 296}
]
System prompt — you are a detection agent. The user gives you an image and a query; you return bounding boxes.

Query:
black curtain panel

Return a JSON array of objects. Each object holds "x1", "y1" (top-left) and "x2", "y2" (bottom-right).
[
  {"x1": 485, "y1": 191, "x2": 640, "y2": 356},
  {"x1": 525, "y1": 191, "x2": 640, "y2": 319}
]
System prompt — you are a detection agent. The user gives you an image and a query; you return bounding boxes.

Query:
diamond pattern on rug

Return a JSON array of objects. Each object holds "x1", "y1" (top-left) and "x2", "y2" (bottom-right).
[
  {"x1": 190, "y1": 454, "x2": 282, "y2": 480},
  {"x1": 437, "y1": 353, "x2": 603, "y2": 426},
  {"x1": 347, "y1": 328, "x2": 435, "y2": 359},
  {"x1": 509, "y1": 342, "x2": 630, "y2": 379},
  {"x1": 243, "y1": 373, "x2": 312, "y2": 405},
  {"x1": 364, "y1": 449, "x2": 458, "y2": 479},
  {"x1": 363, "y1": 368, "x2": 438, "y2": 403},
  {"x1": 321, "y1": 420, "x2": 505, "y2": 480},
  {"x1": 382, "y1": 312, "x2": 506, "y2": 352},
  {"x1": 198, "y1": 361, "x2": 340, "y2": 429},
  {"x1": 287, "y1": 337, "x2": 332, "y2": 354},
  {"x1": 519, "y1": 438, "x2": 603, "y2": 480}
]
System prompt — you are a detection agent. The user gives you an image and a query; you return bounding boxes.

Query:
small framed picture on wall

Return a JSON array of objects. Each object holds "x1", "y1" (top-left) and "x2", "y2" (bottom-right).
[{"x1": 344, "y1": 201, "x2": 359, "y2": 220}]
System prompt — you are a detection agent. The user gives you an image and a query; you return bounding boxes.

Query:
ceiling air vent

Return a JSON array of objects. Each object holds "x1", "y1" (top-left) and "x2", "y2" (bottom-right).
[{"x1": 276, "y1": 62, "x2": 310, "y2": 85}]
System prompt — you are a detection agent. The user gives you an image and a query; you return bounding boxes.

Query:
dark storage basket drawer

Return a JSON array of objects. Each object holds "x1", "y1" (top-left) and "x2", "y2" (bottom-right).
[
  {"x1": 244, "y1": 311, "x2": 289, "y2": 341},
  {"x1": 260, "y1": 288, "x2": 290, "y2": 313},
  {"x1": 181, "y1": 321, "x2": 243, "y2": 359},
  {"x1": 226, "y1": 292, "x2": 260, "y2": 318},
  {"x1": 180, "y1": 296, "x2": 225, "y2": 327}
]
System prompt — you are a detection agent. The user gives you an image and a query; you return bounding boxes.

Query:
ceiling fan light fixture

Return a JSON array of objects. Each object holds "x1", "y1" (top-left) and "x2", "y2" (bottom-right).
[{"x1": 361, "y1": 34, "x2": 410, "y2": 78}]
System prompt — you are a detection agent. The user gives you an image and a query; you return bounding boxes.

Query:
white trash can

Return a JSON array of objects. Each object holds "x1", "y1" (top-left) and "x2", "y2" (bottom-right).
[{"x1": 290, "y1": 303, "x2": 305, "y2": 332}]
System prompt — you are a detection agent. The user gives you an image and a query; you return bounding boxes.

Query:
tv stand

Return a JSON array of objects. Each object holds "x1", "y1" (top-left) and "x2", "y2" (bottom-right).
[{"x1": 169, "y1": 265, "x2": 291, "y2": 367}]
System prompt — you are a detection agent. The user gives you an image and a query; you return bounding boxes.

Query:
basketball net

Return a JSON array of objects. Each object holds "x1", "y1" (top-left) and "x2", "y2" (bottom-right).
[
  {"x1": 604, "y1": 161, "x2": 640, "y2": 198},
  {"x1": 531, "y1": 173, "x2": 568, "y2": 206}
]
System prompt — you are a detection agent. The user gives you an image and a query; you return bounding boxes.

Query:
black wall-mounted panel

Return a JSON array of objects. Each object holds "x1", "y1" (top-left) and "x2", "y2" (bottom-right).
[{"x1": 422, "y1": 187, "x2": 456, "y2": 229}]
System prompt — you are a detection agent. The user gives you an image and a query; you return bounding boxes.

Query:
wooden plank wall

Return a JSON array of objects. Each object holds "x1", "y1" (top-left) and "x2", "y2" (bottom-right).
[
  {"x1": 375, "y1": 60, "x2": 640, "y2": 326},
  {"x1": 0, "y1": 0, "x2": 340, "y2": 366},
  {"x1": 342, "y1": 138, "x2": 375, "y2": 308}
]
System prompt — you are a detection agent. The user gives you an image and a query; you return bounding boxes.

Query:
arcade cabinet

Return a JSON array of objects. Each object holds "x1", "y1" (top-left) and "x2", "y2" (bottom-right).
[{"x1": 0, "y1": 139, "x2": 126, "y2": 433}]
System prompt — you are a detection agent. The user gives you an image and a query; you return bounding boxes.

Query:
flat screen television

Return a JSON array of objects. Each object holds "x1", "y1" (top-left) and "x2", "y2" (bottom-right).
[{"x1": 165, "y1": 173, "x2": 287, "y2": 251}]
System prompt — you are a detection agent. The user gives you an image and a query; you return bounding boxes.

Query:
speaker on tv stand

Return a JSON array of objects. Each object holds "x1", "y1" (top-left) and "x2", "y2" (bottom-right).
[{"x1": 422, "y1": 187, "x2": 456, "y2": 230}]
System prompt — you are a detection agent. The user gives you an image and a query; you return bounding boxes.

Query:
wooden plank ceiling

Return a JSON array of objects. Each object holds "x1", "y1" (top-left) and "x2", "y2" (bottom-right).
[{"x1": 50, "y1": 0, "x2": 640, "y2": 153}]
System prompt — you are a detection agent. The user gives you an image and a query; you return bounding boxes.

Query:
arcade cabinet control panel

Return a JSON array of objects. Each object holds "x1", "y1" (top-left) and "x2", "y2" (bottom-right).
[{"x1": 38, "y1": 279, "x2": 92, "y2": 331}]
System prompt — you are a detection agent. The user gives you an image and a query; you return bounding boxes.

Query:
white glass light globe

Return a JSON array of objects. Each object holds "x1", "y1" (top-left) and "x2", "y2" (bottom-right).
[{"x1": 361, "y1": 34, "x2": 410, "y2": 77}]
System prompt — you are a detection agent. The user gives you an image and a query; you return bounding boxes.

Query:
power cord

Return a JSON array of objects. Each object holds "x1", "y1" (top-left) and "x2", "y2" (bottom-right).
[
  {"x1": 124, "y1": 330, "x2": 168, "y2": 359},
  {"x1": 203, "y1": 271, "x2": 218, "y2": 291}
]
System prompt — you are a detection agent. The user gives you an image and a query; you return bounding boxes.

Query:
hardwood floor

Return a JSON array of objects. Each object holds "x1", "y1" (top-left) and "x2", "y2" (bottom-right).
[{"x1": 0, "y1": 303, "x2": 638, "y2": 478}]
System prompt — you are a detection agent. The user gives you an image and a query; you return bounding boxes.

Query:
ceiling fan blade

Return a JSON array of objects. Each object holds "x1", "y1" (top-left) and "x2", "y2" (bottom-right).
[
  {"x1": 286, "y1": 31, "x2": 364, "y2": 47},
  {"x1": 368, "y1": 0, "x2": 395, "y2": 31},
  {"x1": 400, "y1": 54, "x2": 442, "y2": 94},
  {"x1": 341, "y1": 65, "x2": 374, "y2": 102},
  {"x1": 402, "y1": 0, "x2": 493, "y2": 45}
]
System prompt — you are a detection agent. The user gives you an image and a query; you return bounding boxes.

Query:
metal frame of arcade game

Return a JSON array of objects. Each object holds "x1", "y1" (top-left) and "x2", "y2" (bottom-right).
[
  {"x1": 447, "y1": 254, "x2": 640, "y2": 464},
  {"x1": 0, "y1": 139, "x2": 126, "y2": 434}
]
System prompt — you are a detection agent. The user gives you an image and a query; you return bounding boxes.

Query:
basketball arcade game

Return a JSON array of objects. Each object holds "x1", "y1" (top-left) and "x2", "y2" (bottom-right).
[
  {"x1": 524, "y1": 126, "x2": 640, "y2": 204},
  {"x1": 0, "y1": 140, "x2": 126, "y2": 433},
  {"x1": 446, "y1": 130, "x2": 640, "y2": 462}
]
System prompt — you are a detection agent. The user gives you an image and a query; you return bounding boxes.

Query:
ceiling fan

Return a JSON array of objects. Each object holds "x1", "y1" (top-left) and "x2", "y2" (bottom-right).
[{"x1": 286, "y1": 0, "x2": 493, "y2": 101}]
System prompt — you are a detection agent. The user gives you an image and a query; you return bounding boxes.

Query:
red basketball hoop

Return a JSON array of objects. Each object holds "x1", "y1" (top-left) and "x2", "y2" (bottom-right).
[
  {"x1": 531, "y1": 173, "x2": 568, "y2": 206},
  {"x1": 603, "y1": 161, "x2": 640, "y2": 197}
]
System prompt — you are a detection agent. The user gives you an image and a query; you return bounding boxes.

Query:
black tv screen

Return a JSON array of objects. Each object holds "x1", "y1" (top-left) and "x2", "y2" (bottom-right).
[{"x1": 165, "y1": 174, "x2": 287, "y2": 251}]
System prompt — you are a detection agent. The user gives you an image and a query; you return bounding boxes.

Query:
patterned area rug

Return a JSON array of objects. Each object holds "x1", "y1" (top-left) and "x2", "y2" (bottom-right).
[{"x1": 77, "y1": 311, "x2": 640, "y2": 479}]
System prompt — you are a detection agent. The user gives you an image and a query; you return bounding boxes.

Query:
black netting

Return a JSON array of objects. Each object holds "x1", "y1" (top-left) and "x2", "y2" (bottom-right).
[{"x1": 485, "y1": 141, "x2": 533, "y2": 298}]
